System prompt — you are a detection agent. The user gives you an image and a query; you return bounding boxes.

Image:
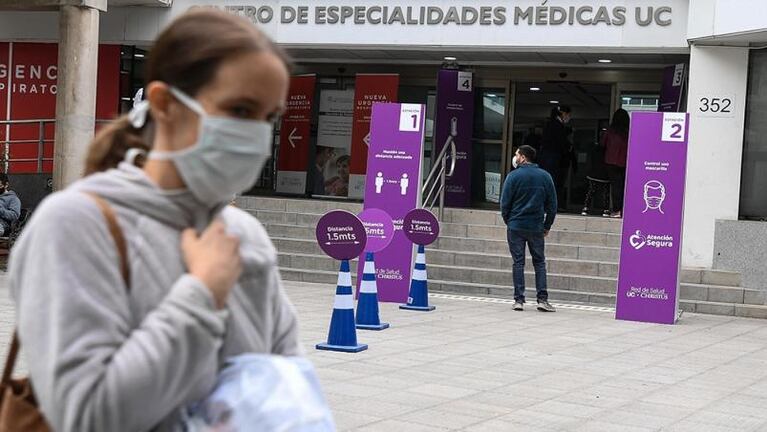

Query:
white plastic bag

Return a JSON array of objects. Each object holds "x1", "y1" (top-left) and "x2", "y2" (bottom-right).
[{"x1": 180, "y1": 354, "x2": 336, "y2": 432}]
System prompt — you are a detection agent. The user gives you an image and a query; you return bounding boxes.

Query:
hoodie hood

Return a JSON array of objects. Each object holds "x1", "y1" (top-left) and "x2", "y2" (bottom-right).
[{"x1": 70, "y1": 162, "x2": 225, "y2": 232}]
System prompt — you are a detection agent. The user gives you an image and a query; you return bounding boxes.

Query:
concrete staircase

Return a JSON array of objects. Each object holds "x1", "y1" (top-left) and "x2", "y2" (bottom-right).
[{"x1": 236, "y1": 196, "x2": 767, "y2": 319}]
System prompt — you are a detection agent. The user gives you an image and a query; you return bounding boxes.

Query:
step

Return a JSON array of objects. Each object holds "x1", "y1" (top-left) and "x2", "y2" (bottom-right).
[
  {"x1": 251, "y1": 209, "x2": 621, "y2": 247},
  {"x1": 238, "y1": 196, "x2": 623, "y2": 234},
  {"x1": 278, "y1": 268, "x2": 767, "y2": 319},
  {"x1": 271, "y1": 233, "x2": 621, "y2": 263},
  {"x1": 277, "y1": 252, "x2": 762, "y2": 306},
  {"x1": 425, "y1": 249, "x2": 740, "y2": 288},
  {"x1": 263, "y1": 221, "x2": 622, "y2": 251}
]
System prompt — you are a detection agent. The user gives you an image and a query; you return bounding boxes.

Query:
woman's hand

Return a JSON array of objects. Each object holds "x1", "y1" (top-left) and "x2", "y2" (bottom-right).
[{"x1": 181, "y1": 220, "x2": 242, "y2": 309}]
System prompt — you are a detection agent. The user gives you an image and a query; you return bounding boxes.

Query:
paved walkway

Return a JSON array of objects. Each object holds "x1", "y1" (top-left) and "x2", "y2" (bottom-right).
[{"x1": 2, "y1": 274, "x2": 767, "y2": 431}]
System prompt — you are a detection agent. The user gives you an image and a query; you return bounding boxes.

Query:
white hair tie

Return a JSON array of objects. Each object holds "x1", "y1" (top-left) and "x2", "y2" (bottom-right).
[
  {"x1": 124, "y1": 148, "x2": 147, "y2": 166},
  {"x1": 129, "y1": 100, "x2": 150, "y2": 129}
]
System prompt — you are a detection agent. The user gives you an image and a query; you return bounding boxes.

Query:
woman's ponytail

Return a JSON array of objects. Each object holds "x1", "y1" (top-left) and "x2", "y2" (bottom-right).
[{"x1": 83, "y1": 115, "x2": 150, "y2": 176}]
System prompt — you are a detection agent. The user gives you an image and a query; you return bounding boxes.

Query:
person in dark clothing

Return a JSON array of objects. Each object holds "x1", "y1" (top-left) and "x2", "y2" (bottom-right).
[
  {"x1": 0, "y1": 174, "x2": 21, "y2": 236},
  {"x1": 602, "y1": 108, "x2": 630, "y2": 218},
  {"x1": 539, "y1": 105, "x2": 572, "y2": 209},
  {"x1": 500, "y1": 145, "x2": 557, "y2": 313},
  {"x1": 522, "y1": 127, "x2": 543, "y2": 153}
]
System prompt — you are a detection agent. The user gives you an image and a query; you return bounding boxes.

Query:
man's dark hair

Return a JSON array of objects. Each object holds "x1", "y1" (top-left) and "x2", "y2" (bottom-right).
[
  {"x1": 517, "y1": 145, "x2": 537, "y2": 163},
  {"x1": 0, "y1": 173, "x2": 8, "y2": 184}
]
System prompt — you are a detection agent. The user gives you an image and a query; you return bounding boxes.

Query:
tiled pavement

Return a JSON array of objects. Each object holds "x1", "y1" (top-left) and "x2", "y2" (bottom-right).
[{"x1": 2, "y1": 274, "x2": 767, "y2": 431}]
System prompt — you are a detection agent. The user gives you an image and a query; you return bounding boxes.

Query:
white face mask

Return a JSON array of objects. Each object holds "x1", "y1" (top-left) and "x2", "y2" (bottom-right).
[
  {"x1": 149, "y1": 87, "x2": 273, "y2": 205},
  {"x1": 512, "y1": 155, "x2": 520, "y2": 169}
]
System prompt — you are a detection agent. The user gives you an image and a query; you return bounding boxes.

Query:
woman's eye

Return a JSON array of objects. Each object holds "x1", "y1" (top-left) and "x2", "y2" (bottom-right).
[{"x1": 231, "y1": 106, "x2": 254, "y2": 119}]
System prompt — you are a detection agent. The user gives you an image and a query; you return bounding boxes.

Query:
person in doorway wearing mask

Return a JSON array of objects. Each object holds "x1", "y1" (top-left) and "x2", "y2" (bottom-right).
[
  {"x1": 9, "y1": 10, "x2": 301, "y2": 432},
  {"x1": 602, "y1": 108, "x2": 630, "y2": 218},
  {"x1": 539, "y1": 105, "x2": 572, "y2": 209},
  {"x1": 501, "y1": 145, "x2": 557, "y2": 313},
  {"x1": 0, "y1": 173, "x2": 21, "y2": 236}
]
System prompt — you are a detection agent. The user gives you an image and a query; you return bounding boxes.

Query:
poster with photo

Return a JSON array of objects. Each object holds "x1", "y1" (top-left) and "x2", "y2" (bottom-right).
[{"x1": 314, "y1": 89, "x2": 354, "y2": 197}]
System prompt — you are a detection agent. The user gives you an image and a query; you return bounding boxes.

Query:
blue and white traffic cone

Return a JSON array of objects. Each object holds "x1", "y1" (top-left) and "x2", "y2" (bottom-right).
[
  {"x1": 400, "y1": 245, "x2": 436, "y2": 311},
  {"x1": 316, "y1": 260, "x2": 368, "y2": 353},
  {"x1": 356, "y1": 252, "x2": 390, "y2": 331}
]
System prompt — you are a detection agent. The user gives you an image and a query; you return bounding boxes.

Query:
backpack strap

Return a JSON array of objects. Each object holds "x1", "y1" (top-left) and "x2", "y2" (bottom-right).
[
  {"x1": 84, "y1": 192, "x2": 130, "y2": 289},
  {"x1": 2, "y1": 193, "x2": 130, "y2": 382}
]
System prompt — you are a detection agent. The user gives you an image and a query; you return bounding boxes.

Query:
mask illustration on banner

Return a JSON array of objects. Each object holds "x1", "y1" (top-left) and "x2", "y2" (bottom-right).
[
  {"x1": 146, "y1": 87, "x2": 273, "y2": 205},
  {"x1": 643, "y1": 180, "x2": 666, "y2": 214}
]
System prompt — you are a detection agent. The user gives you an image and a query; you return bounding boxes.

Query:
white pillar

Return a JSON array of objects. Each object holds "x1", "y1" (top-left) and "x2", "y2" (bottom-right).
[
  {"x1": 52, "y1": 4, "x2": 100, "y2": 190},
  {"x1": 682, "y1": 45, "x2": 749, "y2": 268}
]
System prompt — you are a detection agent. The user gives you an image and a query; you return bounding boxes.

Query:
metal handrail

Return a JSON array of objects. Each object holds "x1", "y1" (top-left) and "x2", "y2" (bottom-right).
[
  {"x1": 0, "y1": 118, "x2": 112, "y2": 173},
  {"x1": 422, "y1": 127, "x2": 458, "y2": 220}
]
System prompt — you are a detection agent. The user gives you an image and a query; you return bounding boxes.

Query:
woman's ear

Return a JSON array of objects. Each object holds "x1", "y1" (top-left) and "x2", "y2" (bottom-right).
[{"x1": 147, "y1": 81, "x2": 172, "y2": 123}]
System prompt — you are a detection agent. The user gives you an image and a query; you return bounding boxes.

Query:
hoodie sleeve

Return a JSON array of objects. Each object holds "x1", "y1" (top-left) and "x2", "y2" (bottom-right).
[
  {"x1": 9, "y1": 192, "x2": 228, "y2": 432},
  {"x1": 269, "y1": 268, "x2": 303, "y2": 356},
  {"x1": 0, "y1": 194, "x2": 20, "y2": 223}
]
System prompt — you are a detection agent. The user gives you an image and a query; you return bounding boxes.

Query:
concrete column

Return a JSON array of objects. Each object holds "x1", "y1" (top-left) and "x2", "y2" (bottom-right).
[
  {"x1": 52, "y1": 4, "x2": 100, "y2": 190},
  {"x1": 682, "y1": 45, "x2": 749, "y2": 268}
]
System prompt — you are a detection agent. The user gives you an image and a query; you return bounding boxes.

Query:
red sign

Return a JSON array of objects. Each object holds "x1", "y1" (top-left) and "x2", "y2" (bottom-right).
[
  {"x1": 348, "y1": 74, "x2": 399, "y2": 199},
  {"x1": 276, "y1": 74, "x2": 316, "y2": 194},
  {"x1": 0, "y1": 42, "x2": 120, "y2": 173}
]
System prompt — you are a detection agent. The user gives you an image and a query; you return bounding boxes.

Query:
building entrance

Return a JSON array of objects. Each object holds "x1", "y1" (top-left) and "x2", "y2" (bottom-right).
[{"x1": 511, "y1": 81, "x2": 612, "y2": 213}]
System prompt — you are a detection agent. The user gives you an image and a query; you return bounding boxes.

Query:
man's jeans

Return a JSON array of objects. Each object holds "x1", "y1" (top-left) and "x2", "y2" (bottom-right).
[{"x1": 507, "y1": 229, "x2": 548, "y2": 303}]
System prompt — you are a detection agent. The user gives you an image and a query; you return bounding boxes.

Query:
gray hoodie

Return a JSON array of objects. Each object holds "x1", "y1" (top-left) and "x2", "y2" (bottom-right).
[
  {"x1": 0, "y1": 190, "x2": 21, "y2": 230},
  {"x1": 8, "y1": 163, "x2": 302, "y2": 432}
]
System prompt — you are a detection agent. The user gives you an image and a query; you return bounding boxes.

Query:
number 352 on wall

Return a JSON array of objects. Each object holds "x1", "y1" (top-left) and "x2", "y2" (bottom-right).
[{"x1": 696, "y1": 95, "x2": 736, "y2": 118}]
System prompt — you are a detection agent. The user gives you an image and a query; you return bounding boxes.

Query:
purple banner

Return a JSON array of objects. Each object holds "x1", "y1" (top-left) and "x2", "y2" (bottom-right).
[
  {"x1": 615, "y1": 112, "x2": 690, "y2": 325},
  {"x1": 358, "y1": 103, "x2": 425, "y2": 303},
  {"x1": 434, "y1": 69, "x2": 475, "y2": 207},
  {"x1": 658, "y1": 64, "x2": 686, "y2": 112}
]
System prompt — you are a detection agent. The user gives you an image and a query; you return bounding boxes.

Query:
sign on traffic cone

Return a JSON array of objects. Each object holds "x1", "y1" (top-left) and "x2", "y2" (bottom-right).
[
  {"x1": 400, "y1": 245, "x2": 436, "y2": 311},
  {"x1": 317, "y1": 260, "x2": 368, "y2": 353},
  {"x1": 356, "y1": 252, "x2": 390, "y2": 330}
]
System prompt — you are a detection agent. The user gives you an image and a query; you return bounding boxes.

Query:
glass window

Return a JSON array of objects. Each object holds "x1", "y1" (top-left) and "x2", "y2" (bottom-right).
[
  {"x1": 473, "y1": 90, "x2": 506, "y2": 141},
  {"x1": 740, "y1": 50, "x2": 767, "y2": 219}
]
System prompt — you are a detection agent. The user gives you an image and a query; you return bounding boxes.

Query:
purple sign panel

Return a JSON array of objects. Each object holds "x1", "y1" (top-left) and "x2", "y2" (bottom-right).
[
  {"x1": 358, "y1": 208, "x2": 394, "y2": 253},
  {"x1": 434, "y1": 69, "x2": 475, "y2": 208},
  {"x1": 316, "y1": 210, "x2": 367, "y2": 260},
  {"x1": 358, "y1": 102, "x2": 425, "y2": 303},
  {"x1": 403, "y1": 209, "x2": 440, "y2": 246},
  {"x1": 658, "y1": 63, "x2": 686, "y2": 112},
  {"x1": 615, "y1": 112, "x2": 690, "y2": 325}
]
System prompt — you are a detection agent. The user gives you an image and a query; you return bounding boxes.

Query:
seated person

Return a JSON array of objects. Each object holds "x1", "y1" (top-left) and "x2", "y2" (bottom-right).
[{"x1": 0, "y1": 174, "x2": 20, "y2": 236}]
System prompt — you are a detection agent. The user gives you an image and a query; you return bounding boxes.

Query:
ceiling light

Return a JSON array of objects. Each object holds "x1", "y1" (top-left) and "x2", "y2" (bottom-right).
[
  {"x1": 549, "y1": 100, "x2": 559, "y2": 104},
  {"x1": 444, "y1": 56, "x2": 457, "y2": 61},
  {"x1": 598, "y1": 59, "x2": 612, "y2": 63},
  {"x1": 530, "y1": 87, "x2": 541, "y2": 91},
  {"x1": 487, "y1": 93, "x2": 497, "y2": 98},
  {"x1": 135, "y1": 53, "x2": 145, "y2": 58}
]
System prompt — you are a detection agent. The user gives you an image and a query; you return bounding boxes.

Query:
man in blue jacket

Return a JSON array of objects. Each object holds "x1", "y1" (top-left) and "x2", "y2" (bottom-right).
[{"x1": 500, "y1": 145, "x2": 557, "y2": 312}]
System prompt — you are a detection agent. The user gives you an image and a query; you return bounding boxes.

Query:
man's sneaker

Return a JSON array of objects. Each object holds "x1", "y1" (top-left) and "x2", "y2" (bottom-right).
[
  {"x1": 513, "y1": 302, "x2": 524, "y2": 311},
  {"x1": 537, "y1": 301, "x2": 556, "y2": 312}
]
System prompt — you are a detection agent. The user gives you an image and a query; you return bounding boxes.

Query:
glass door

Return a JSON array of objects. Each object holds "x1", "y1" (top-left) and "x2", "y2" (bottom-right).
[
  {"x1": 472, "y1": 88, "x2": 507, "y2": 206},
  {"x1": 512, "y1": 82, "x2": 612, "y2": 213}
]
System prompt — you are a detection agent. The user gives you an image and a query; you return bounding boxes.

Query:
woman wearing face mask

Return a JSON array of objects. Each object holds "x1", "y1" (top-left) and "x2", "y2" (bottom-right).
[{"x1": 8, "y1": 10, "x2": 301, "y2": 432}]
